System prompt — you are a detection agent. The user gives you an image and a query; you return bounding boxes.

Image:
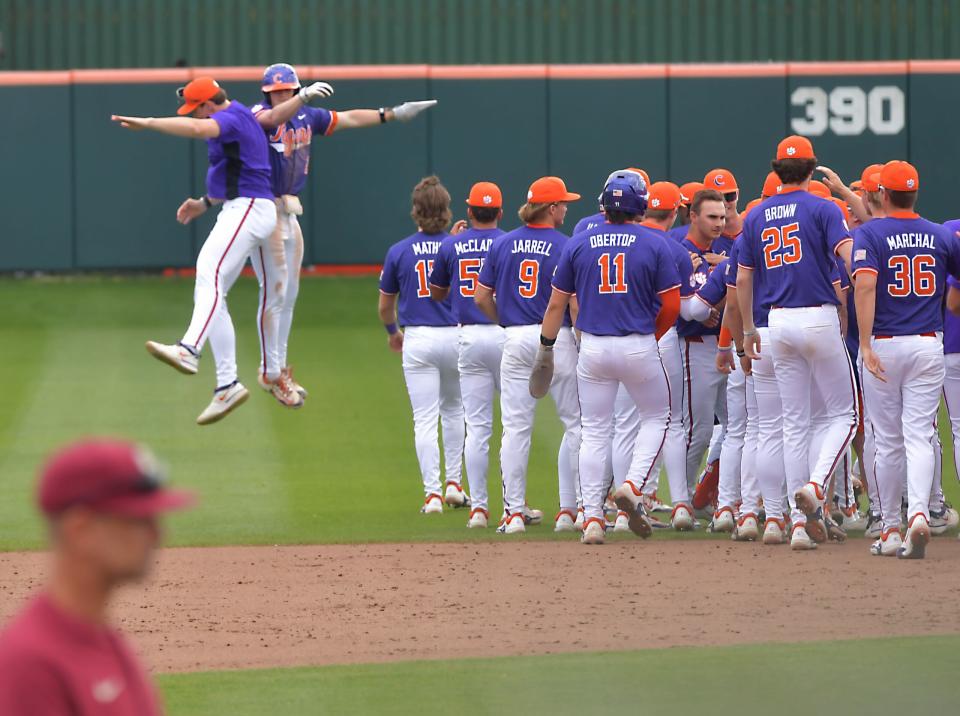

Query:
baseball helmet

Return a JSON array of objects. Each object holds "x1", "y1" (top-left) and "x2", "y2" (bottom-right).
[
  {"x1": 601, "y1": 171, "x2": 648, "y2": 216},
  {"x1": 262, "y1": 63, "x2": 300, "y2": 104}
]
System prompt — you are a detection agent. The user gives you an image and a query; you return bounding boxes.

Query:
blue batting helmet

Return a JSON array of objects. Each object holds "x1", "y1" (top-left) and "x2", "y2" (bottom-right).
[
  {"x1": 601, "y1": 171, "x2": 649, "y2": 216},
  {"x1": 262, "y1": 63, "x2": 300, "y2": 104}
]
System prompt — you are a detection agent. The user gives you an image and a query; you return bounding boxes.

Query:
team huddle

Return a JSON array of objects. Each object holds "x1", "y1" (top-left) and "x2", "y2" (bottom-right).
[{"x1": 379, "y1": 135, "x2": 960, "y2": 559}]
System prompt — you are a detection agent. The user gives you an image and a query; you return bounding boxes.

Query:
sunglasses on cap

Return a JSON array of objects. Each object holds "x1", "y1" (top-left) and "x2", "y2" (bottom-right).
[{"x1": 722, "y1": 191, "x2": 738, "y2": 203}]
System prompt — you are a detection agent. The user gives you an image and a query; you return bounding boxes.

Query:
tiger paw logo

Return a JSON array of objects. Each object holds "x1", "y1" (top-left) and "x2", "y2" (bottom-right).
[
  {"x1": 482, "y1": 195, "x2": 493, "y2": 205},
  {"x1": 786, "y1": 146, "x2": 797, "y2": 156},
  {"x1": 651, "y1": 198, "x2": 661, "y2": 208},
  {"x1": 906, "y1": 178, "x2": 915, "y2": 189}
]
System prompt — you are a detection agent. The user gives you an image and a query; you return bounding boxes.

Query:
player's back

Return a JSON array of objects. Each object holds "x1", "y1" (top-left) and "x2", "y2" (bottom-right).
[
  {"x1": 434, "y1": 227, "x2": 504, "y2": 325},
  {"x1": 379, "y1": 231, "x2": 455, "y2": 327},
  {"x1": 573, "y1": 211, "x2": 605, "y2": 236},
  {"x1": 206, "y1": 101, "x2": 273, "y2": 201},
  {"x1": 478, "y1": 224, "x2": 567, "y2": 327}
]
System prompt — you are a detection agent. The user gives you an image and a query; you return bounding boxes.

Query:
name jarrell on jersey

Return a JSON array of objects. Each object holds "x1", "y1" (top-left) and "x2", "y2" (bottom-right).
[
  {"x1": 429, "y1": 227, "x2": 505, "y2": 325},
  {"x1": 379, "y1": 231, "x2": 456, "y2": 327}
]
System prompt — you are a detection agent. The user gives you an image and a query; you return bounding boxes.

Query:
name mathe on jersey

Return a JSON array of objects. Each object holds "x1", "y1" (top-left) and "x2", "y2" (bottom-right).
[
  {"x1": 412, "y1": 240, "x2": 443, "y2": 256},
  {"x1": 454, "y1": 237, "x2": 494, "y2": 255},
  {"x1": 511, "y1": 239, "x2": 553, "y2": 256},
  {"x1": 268, "y1": 123, "x2": 313, "y2": 158}
]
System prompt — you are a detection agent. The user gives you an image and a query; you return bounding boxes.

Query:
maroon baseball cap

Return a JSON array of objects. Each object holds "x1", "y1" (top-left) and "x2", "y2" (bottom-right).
[{"x1": 38, "y1": 439, "x2": 194, "y2": 518}]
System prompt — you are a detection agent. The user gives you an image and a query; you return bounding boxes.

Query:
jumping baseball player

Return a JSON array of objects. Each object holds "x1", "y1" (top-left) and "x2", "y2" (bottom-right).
[
  {"x1": 738, "y1": 135, "x2": 858, "y2": 551},
  {"x1": 253, "y1": 63, "x2": 437, "y2": 397},
  {"x1": 113, "y1": 76, "x2": 297, "y2": 425},
  {"x1": 573, "y1": 168, "x2": 650, "y2": 235},
  {"x1": 429, "y1": 182, "x2": 506, "y2": 527},
  {"x1": 475, "y1": 176, "x2": 582, "y2": 534},
  {"x1": 378, "y1": 176, "x2": 465, "y2": 514},
  {"x1": 853, "y1": 161, "x2": 960, "y2": 559},
  {"x1": 532, "y1": 172, "x2": 681, "y2": 545}
]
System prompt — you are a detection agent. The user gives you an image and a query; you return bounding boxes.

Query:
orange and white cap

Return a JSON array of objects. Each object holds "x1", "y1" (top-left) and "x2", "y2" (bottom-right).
[
  {"x1": 466, "y1": 181, "x2": 502, "y2": 208},
  {"x1": 761, "y1": 171, "x2": 781, "y2": 198},
  {"x1": 176, "y1": 76, "x2": 222, "y2": 116},
  {"x1": 527, "y1": 176, "x2": 580, "y2": 203},
  {"x1": 860, "y1": 164, "x2": 884, "y2": 193},
  {"x1": 679, "y1": 181, "x2": 705, "y2": 206},
  {"x1": 877, "y1": 161, "x2": 919, "y2": 192},
  {"x1": 647, "y1": 182, "x2": 682, "y2": 211},
  {"x1": 776, "y1": 135, "x2": 816, "y2": 160},
  {"x1": 704, "y1": 168, "x2": 738, "y2": 193}
]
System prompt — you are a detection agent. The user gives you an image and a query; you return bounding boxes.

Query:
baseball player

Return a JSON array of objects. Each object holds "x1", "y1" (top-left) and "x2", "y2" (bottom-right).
[
  {"x1": 532, "y1": 172, "x2": 681, "y2": 544},
  {"x1": 738, "y1": 135, "x2": 858, "y2": 551},
  {"x1": 378, "y1": 177, "x2": 465, "y2": 514},
  {"x1": 475, "y1": 176, "x2": 582, "y2": 534},
  {"x1": 853, "y1": 161, "x2": 960, "y2": 558},
  {"x1": 573, "y1": 168, "x2": 650, "y2": 235},
  {"x1": 429, "y1": 182, "x2": 506, "y2": 527},
  {"x1": 668, "y1": 181, "x2": 705, "y2": 242},
  {"x1": 113, "y1": 76, "x2": 298, "y2": 425}
]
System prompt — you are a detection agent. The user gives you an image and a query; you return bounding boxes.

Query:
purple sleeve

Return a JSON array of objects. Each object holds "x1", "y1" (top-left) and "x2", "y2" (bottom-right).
[
  {"x1": 655, "y1": 240, "x2": 682, "y2": 293},
  {"x1": 822, "y1": 201, "x2": 852, "y2": 254},
  {"x1": 738, "y1": 218, "x2": 757, "y2": 269},
  {"x1": 834, "y1": 257, "x2": 850, "y2": 290},
  {"x1": 696, "y1": 259, "x2": 728, "y2": 305},
  {"x1": 478, "y1": 241, "x2": 498, "y2": 288},
  {"x1": 852, "y1": 228, "x2": 879, "y2": 276},
  {"x1": 551, "y1": 241, "x2": 576, "y2": 294},
  {"x1": 379, "y1": 246, "x2": 400, "y2": 294},
  {"x1": 430, "y1": 242, "x2": 453, "y2": 288},
  {"x1": 674, "y1": 245, "x2": 696, "y2": 297},
  {"x1": 309, "y1": 107, "x2": 335, "y2": 136},
  {"x1": 212, "y1": 107, "x2": 240, "y2": 140}
]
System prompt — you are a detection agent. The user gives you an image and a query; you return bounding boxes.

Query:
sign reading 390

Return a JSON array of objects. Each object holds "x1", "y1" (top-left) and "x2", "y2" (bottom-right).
[{"x1": 790, "y1": 86, "x2": 905, "y2": 136}]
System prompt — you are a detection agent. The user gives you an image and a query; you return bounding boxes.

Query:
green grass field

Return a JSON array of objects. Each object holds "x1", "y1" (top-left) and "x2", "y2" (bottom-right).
[{"x1": 3, "y1": 276, "x2": 959, "y2": 715}]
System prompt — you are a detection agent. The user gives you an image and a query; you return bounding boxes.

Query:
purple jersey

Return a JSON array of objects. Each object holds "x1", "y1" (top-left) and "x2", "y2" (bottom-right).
[
  {"x1": 945, "y1": 273, "x2": 960, "y2": 355},
  {"x1": 379, "y1": 231, "x2": 456, "y2": 327},
  {"x1": 639, "y1": 225, "x2": 695, "y2": 298},
  {"x1": 668, "y1": 225, "x2": 689, "y2": 243},
  {"x1": 206, "y1": 101, "x2": 274, "y2": 200},
  {"x1": 573, "y1": 211, "x2": 605, "y2": 236},
  {"x1": 676, "y1": 235, "x2": 729, "y2": 338},
  {"x1": 552, "y1": 224, "x2": 681, "y2": 336},
  {"x1": 429, "y1": 227, "x2": 504, "y2": 325},
  {"x1": 739, "y1": 188, "x2": 850, "y2": 310},
  {"x1": 852, "y1": 212, "x2": 960, "y2": 337},
  {"x1": 697, "y1": 257, "x2": 730, "y2": 307},
  {"x1": 478, "y1": 225, "x2": 569, "y2": 327},
  {"x1": 252, "y1": 103, "x2": 337, "y2": 196},
  {"x1": 726, "y1": 237, "x2": 770, "y2": 328}
]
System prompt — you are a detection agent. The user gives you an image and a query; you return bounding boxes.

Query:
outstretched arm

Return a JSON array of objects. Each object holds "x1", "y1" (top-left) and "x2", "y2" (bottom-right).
[
  {"x1": 333, "y1": 100, "x2": 437, "y2": 132},
  {"x1": 256, "y1": 82, "x2": 335, "y2": 129},
  {"x1": 111, "y1": 115, "x2": 220, "y2": 139}
]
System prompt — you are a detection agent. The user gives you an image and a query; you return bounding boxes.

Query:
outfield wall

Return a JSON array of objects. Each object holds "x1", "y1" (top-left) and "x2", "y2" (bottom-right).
[{"x1": 3, "y1": 61, "x2": 960, "y2": 271}]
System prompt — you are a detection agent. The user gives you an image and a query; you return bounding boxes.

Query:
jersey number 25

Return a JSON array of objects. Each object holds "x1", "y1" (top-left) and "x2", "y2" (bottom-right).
[{"x1": 762, "y1": 222, "x2": 802, "y2": 269}]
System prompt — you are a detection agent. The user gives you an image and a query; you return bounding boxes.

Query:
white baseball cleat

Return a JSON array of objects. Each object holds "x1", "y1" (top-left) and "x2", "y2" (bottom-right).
[
  {"x1": 521, "y1": 504, "x2": 543, "y2": 525},
  {"x1": 612, "y1": 481, "x2": 652, "y2": 538},
  {"x1": 258, "y1": 373, "x2": 305, "y2": 409},
  {"x1": 790, "y1": 523, "x2": 817, "y2": 551},
  {"x1": 580, "y1": 518, "x2": 606, "y2": 545},
  {"x1": 554, "y1": 509, "x2": 577, "y2": 532},
  {"x1": 732, "y1": 513, "x2": 760, "y2": 542},
  {"x1": 146, "y1": 341, "x2": 198, "y2": 375},
  {"x1": 671, "y1": 503, "x2": 695, "y2": 531},
  {"x1": 864, "y1": 511, "x2": 883, "y2": 539},
  {"x1": 762, "y1": 518, "x2": 787, "y2": 545},
  {"x1": 841, "y1": 508, "x2": 869, "y2": 532},
  {"x1": 467, "y1": 507, "x2": 488, "y2": 529},
  {"x1": 498, "y1": 512, "x2": 526, "y2": 535},
  {"x1": 898, "y1": 515, "x2": 931, "y2": 560},
  {"x1": 794, "y1": 482, "x2": 828, "y2": 543},
  {"x1": 929, "y1": 503, "x2": 959, "y2": 536},
  {"x1": 869, "y1": 527, "x2": 902, "y2": 556},
  {"x1": 420, "y1": 494, "x2": 443, "y2": 514},
  {"x1": 613, "y1": 511, "x2": 632, "y2": 533},
  {"x1": 603, "y1": 496, "x2": 619, "y2": 521},
  {"x1": 282, "y1": 366, "x2": 308, "y2": 398},
  {"x1": 574, "y1": 507, "x2": 585, "y2": 531},
  {"x1": 196, "y1": 381, "x2": 249, "y2": 425},
  {"x1": 644, "y1": 491, "x2": 672, "y2": 514},
  {"x1": 444, "y1": 481, "x2": 470, "y2": 508},
  {"x1": 711, "y1": 506, "x2": 736, "y2": 533}
]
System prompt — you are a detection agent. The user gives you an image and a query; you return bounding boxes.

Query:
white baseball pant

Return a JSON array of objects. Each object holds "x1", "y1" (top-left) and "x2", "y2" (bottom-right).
[
  {"x1": 717, "y1": 362, "x2": 746, "y2": 512},
  {"x1": 578, "y1": 332, "x2": 670, "y2": 521},
  {"x1": 401, "y1": 326, "x2": 465, "y2": 497},
  {"x1": 608, "y1": 384, "x2": 640, "y2": 493},
  {"x1": 751, "y1": 327, "x2": 786, "y2": 521},
  {"x1": 183, "y1": 197, "x2": 278, "y2": 387},
  {"x1": 861, "y1": 334, "x2": 944, "y2": 530},
  {"x1": 767, "y1": 305, "x2": 857, "y2": 525},
  {"x1": 740, "y1": 374, "x2": 761, "y2": 516},
  {"x1": 682, "y1": 335, "x2": 728, "y2": 492},
  {"x1": 500, "y1": 325, "x2": 581, "y2": 515},
  {"x1": 942, "y1": 354, "x2": 960, "y2": 484},
  {"x1": 458, "y1": 324, "x2": 505, "y2": 511}
]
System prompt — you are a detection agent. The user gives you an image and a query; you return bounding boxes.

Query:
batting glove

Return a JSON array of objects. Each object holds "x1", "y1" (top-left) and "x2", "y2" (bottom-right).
[
  {"x1": 391, "y1": 99, "x2": 438, "y2": 122},
  {"x1": 529, "y1": 345, "x2": 555, "y2": 399},
  {"x1": 298, "y1": 82, "x2": 334, "y2": 103}
]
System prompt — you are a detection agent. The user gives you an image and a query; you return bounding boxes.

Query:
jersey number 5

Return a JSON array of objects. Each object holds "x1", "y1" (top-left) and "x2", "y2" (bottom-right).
[
  {"x1": 888, "y1": 254, "x2": 936, "y2": 297},
  {"x1": 762, "y1": 222, "x2": 802, "y2": 269},
  {"x1": 598, "y1": 252, "x2": 628, "y2": 294},
  {"x1": 458, "y1": 258, "x2": 482, "y2": 298},
  {"x1": 415, "y1": 259, "x2": 434, "y2": 298},
  {"x1": 518, "y1": 259, "x2": 540, "y2": 299}
]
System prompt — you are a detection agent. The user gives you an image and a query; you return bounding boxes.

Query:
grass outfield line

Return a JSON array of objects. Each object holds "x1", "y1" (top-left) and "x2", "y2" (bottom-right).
[
  {"x1": 158, "y1": 635, "x2": 960, "y2": 714},
  {"x1": 1, "y1": 276, "x2": 958, "y2": 550}
]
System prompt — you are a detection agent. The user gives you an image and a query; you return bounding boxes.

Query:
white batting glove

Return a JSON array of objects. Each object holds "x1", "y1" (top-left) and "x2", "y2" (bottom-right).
[
  {"x1": 529, "y1": 344, "x2": 555, "y2": 399},
  {"x1": 391, "y1": 99, "x2": 438, "y2": 122},
  {"x1": 298, "y1": 82, "x2": 334, "y2": 103}
]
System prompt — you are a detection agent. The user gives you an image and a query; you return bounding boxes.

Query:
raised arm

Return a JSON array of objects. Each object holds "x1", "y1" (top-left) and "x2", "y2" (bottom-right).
[
  {"x1": 256, "y1": 82, "x2": 334, "y2": 129},
  {"x1": 111, "y1": 115, "x2": 220, "y2": 139}
]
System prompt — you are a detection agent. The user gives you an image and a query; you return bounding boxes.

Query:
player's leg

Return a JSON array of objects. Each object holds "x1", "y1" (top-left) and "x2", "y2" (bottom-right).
[
  {"x1": 733, "y1": 373, "x2": 761, "y2": 540},
  {"x1": 498, "y1": 327, "x2": 539, "y2": 526},
  {"x1": 752, "y1": 327, "x2": 787, "y2": 541},
  {"x1": 549, "y1": 329, "x2": 582, "y2": 517},
  {"x1": 611, "y1": 385, "x2": 639, "y2": 491},
  {"x1": 437, "y1": 328, "x2": 466, "y2": 501},
  {"x1": 942, "y1": 354, "x2": 960, "y2": 481},
  {"x1": 249, "y1": 237, "x2": 289, "y2": 383},
  {"x1": 458, "y1": 326, "x2": 501, "y2": 519},
  {"x1": 683, "y1": 338, "x2": 723, "y2": 492},
  {"x1": 715, "y1": 364, "x2": 746, "y2": 529},
  {"x1": 254, "y1": 202, "x2": 290, "y2": 378},
  {"x1": 401, "y1": 327, "x2": 445, "y2": 507},
  {"x1": 657, "y1": 329, "x2": 689, "y2": 509},
  {"x1": 279, "y1": 213, "x2": 305, "y2": 372}
]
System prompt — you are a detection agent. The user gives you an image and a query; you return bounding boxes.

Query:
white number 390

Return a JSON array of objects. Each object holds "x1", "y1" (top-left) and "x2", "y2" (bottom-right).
[{"x1": 790, "y1": 86, "x2": 905, "y2": 137}]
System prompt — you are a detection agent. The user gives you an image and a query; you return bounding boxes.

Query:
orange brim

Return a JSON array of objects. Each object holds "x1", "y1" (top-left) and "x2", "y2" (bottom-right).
[
  {"x1": 561, "y1": 192, "x2": 581, "y2": 201},
  {"x1": 177, "y1": 101, "x2": 201, "y2": 116},
  {"x1": 464, "y1": 199, "x2": 502, "y2": 208}
]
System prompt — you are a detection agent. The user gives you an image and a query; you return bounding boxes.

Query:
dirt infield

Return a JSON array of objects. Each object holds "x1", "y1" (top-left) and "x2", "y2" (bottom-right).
[{"x1": 2, "y1": 539, "x2": 959, "y2": 674}]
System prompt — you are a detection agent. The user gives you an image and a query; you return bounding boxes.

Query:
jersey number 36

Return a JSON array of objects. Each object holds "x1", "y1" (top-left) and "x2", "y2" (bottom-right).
[{"x1": 888, "y1": 254, "x2": 935, "y2": 297}]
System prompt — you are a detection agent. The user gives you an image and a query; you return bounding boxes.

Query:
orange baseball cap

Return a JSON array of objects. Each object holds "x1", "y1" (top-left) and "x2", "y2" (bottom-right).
[
  {"x1": 626, "y1": 167, "x2": 651, "y2": 187},
  {"x1": 776, "y1": 135, "x2": 815, "y2": 160},
  {"x1": 176, "y1": 76, "x2": 222, "y2": 115},
  {"x1": 704, "y1": 169, "x2": 738, "y2": 193},
  {"x1": 679, "y1": 181, "x2": 705, "y2": 206},
  {"x1": 809, "y1": 180, "x2": 831, "y2": 199},
  {"x1": 860, "y1": 164, "x2": 883, "y2": 193},
  {"x1": 647, "y1": 182, "x2": 681, "y2": 211},
  {"x1": 878, "y1": 160, "x2": 919, "y2": 192},
  {"x1": 850, "y1": 179, "x2": 863, "y2": 192},
  {"x1": 466, "y1": 181, "x2": 502, "y2": 208},
  {"x1": 527, "y1": 176, "x2": 580, "y2": 203},
  {"x1": 743, "y1": 197, "x2": 763, "y2": 218},
  {"x1": 761, "y1": 171, "x2": 781, "y2": 198}
]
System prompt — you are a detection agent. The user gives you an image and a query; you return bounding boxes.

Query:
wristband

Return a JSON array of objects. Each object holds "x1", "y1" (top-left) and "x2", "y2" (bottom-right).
[
  {"x1": 378, "y1": 107, "x2": 387, "y2": 124},
  {"x1": 717, "y1": 345, "x2": 732, "y2": 353},
  {"x1": 743, "y1": 329, "x2": 758, "y2": 337},
  {"x1": 202, "y1": 196, "x2": 212, "y2": 208},
  {"x1": 540, "y1": 335, "x2": 556, "y2": 347},
  {"x1": 385, "y1": 323, "x2": 398, "y2": 335},
  {"x1": 736, "y1": 350, "x2": 746, "y2": 358}
]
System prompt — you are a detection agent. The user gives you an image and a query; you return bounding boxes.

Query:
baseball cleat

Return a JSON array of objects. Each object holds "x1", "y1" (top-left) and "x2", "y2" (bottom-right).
[
  {"x1": 691, "y1": 459, "x2": 720, "y2": 510},
  {"x1": 790, "y1": 523, "x2": 817, "y2": 551},
  {"x1": 671, "y1": 503, "x2": 695, "y2": 531},
  {"x1": 869, "y1": 527, "x2": 902, "y2": 556},
  {"x1": 420, "y1": 493, "x2": 443, "y2": 514},
  {"x1": 554, "y1": 509, "x2": 577, "y2": 532},
  {"x1": 841, "y1": 507, "x2": 869, "y2": 532},
  {"x1": 613, "y1": 481, "x2": 653, "y2": 538},
  {"x1": 929, "y1": 503, "x2": 959, "y2": 536},
  {"x1": 613, "y1": 511, "x2": 632, "y2": 533},
  {"x1": 444, "y1": 481, "x2": 470, "y2": 508},
  {"x1": 196, "y1": 381, "x2": 249, "y2": 425},
  {"x1": 498, "y1": 512, "x2": 525, "y2": 535},
  {"x1": 521, "y1": 504, "x2": 544, "y2": 525},
  {"x1": 864, "y1": 511, "x2": 883, "y2": 539},
  {"x1": 795, "y1": 483, "x2": 828, "y2": 543},
  {"x1": 762, "y1": 518, "x2": 786, "y2": 545},
  {"x1": 603, "y1": 496, "x2": 619, "y2": 521},
  {"x1": 645, "y1": 491, "x2": 672, "y2": 513},
  {"x1": 580, "y1": 517, "x2": 606, "y2": 545},
  {"x1": 825, "y1": 512, "x2": 847, "y2": 543},
  {"x1": 732, "y1": 513, "x2": 760, "y2": 542},
  {"x1": 281, "y1": 366, "x2": 307, "y2": 398},
  {"x1": 258, "y1": 373, "x2": 305, "y2": 409},
  {"x1": 467, "y1": 507, "x2": 488, "y2": 529},
  {"x1": 711, "y1": 506, "x2": 736, "y2": 533},
  {"x1": 574, "y1": 507, "x2": 585, "y2": 531},
  {"x1": 898, "y1": 515, "x2": 931, "y2": 560},
  {"x1": 146, "y1": 340, "x2": 198, "y2": 375}
]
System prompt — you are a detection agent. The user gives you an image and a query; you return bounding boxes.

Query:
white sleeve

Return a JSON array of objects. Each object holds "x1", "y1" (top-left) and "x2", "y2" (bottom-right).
[{"x1": 680, "y1": 295, "x2": 713, "y2": 322}]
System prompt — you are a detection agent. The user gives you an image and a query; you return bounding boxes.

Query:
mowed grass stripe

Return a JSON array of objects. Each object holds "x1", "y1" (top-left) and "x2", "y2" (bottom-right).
[{"x1": 158, "y1": 634, "x2": 960, "y2": 715}]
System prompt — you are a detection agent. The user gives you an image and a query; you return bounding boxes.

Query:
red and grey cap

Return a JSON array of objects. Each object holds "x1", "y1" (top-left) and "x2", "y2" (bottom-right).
[{"x1": 38, "y1": 439, "x2": 194, "y2": 518}]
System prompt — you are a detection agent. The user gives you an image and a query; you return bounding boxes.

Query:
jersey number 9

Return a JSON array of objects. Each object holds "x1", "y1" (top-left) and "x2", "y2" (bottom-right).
[
  {"x1": 762, "y1": 222, "x2": 802, "y2": 269},
  {"x1": 458, "y1": 258, "x2": 482, "y2": 297},
  {"x1": 518, "y1": 259, "x2": 540, "y2": 299},
  {"x1": 888, "y1": 254, "x2": 936, "y2": 297}
]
